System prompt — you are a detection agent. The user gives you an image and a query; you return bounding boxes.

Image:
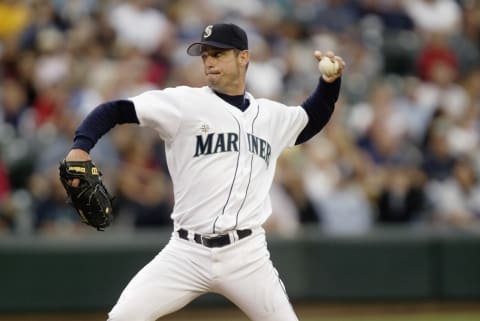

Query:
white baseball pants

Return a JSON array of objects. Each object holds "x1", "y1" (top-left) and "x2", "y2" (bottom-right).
[{"x1": 107, "y1": 228, "x2": 298, "y2": 321}]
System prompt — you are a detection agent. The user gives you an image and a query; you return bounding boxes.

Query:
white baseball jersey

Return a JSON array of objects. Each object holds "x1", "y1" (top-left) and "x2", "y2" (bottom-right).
[{"x1": 129, "y1": 86, "x2": 308, "y2": 234}]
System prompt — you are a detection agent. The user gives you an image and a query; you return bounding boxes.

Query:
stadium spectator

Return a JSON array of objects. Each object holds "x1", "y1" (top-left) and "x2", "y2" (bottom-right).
[
  {"x1": 403, "y1": 0, "x2": 462, "y2": 35},
  {"x1": 426, "y1": 157, "x2": 480, "y2": 226},
  {"x1": 0, "y1": 160, "x2": 13, "y2": 232},
  {"x1": 107, "y1": 0, "x2": 173, "y2": 54},
  {"x1": 376, "y1": 165, "x2": 429, "y2": 224},
  {"x1": 112, "y1": 126, "x2": 173, "y2": 229}
]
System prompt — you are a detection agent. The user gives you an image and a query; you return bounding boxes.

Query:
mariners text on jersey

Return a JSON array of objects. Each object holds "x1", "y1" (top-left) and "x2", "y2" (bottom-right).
[{"x1": 194, "y1": 132, "x2": 271, "y2": 166}]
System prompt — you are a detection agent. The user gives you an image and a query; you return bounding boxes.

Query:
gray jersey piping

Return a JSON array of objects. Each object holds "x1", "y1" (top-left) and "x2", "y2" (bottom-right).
[
  {"x1": 213, "y1": 116, "x2": 241, "y2": 234},
  {"x1": 234, "y1": 104, "x2": 260, "y2": 229}
]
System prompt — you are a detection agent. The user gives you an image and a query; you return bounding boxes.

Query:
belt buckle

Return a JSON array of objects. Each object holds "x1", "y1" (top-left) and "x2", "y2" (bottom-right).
[
  {"x1": 201, "y1": 234, "x2": 217, "y2": 247},
  {"x1": 200, "y1": 235, "x2": 214, "y2": 247},
  {"x1": 204, "y1": 233, "x2": 231, "y2": 247}
]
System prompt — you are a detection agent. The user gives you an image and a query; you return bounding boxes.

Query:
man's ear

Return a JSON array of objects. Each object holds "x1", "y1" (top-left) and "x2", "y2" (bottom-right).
[{"x1": 238, "y1": 50, "x2": 250, "y2": 67}]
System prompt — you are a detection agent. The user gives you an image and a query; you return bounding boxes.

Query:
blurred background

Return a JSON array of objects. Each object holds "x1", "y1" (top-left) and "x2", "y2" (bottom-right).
[{"x1": 0, "y1": 0, "x2": 480, "y2": 320}]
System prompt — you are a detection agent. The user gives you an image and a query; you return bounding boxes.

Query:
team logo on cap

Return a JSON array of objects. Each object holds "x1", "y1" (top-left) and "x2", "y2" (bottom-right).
[{"x1": 203, "y1": 25, "x2": 213, "y2": 39}]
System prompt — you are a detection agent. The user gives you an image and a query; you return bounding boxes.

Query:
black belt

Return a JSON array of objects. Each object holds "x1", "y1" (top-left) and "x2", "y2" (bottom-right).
[{"x1": 177, "y1": 228, "x2": 252, "y2": 248}]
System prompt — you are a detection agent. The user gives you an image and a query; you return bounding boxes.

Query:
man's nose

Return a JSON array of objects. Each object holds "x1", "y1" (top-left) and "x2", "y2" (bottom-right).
[{"x1": 204, "y1": 55, "x2": 215, "y2": 66}]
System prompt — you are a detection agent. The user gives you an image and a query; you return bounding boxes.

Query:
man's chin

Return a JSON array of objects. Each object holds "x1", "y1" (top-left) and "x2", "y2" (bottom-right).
[{"x1": 207, "y1": 78, "x2": 221, "y2": 90}]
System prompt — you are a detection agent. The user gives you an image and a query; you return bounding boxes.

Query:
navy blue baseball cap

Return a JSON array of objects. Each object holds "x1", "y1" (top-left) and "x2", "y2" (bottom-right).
[{"x1": 187, "y1": 23, "x2": 248, "y2": 56}]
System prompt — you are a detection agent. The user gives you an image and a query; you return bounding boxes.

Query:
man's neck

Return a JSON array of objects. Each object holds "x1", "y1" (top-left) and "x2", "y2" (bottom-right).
[{"x1": 214, "y1": 90, "x2": 250, "y2": 111}]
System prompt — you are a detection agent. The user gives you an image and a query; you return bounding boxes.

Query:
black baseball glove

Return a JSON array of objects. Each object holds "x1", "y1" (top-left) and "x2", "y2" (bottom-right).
[{"x1": 59, "y1": 160, "x2": 113, "y2": 231}]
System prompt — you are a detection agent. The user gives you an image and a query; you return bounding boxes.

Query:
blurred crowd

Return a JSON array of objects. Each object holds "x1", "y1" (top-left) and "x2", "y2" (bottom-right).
[{"x1": 0, "y1": 0, "x2": 479, "y2": 236}]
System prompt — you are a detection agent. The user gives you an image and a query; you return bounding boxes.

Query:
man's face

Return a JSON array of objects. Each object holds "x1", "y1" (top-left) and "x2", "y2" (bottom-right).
[{"x1": 200, "y1": 46, "x2": 248, "y2": 95}]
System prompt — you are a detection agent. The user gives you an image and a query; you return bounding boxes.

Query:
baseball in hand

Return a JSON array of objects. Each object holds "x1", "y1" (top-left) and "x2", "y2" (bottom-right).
[{"x1": 318, "y1": 58, "x2": 339, "y2": 77}]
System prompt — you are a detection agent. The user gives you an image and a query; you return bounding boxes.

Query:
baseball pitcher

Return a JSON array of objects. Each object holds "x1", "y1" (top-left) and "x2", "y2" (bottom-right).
[{"x1": 60, "y1": 23, "x2": 344, "y2": 321}]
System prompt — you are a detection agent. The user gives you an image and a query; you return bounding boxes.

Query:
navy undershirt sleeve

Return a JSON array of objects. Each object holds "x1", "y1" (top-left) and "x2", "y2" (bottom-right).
[
  {"x1": 295, "y1": 77, "x2": 341, "y2": 145},
  {"x1": 72, "y1": 99, "x2": 139, "y2": 152}
]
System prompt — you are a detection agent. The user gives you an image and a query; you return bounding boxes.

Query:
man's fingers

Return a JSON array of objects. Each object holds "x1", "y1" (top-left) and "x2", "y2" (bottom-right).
[
  {"x1": 325, "y1": 51, "x2": 335, "y2": 59},
  {"x1": 70, "y1": 178, "x2": 80, "y2": 187},
  {"x1": 335, "y1": 55, "x2": 346, "y2": 70},
  {"x1": 314, "y1": 50, "x2": 339, "y2": 63}
]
